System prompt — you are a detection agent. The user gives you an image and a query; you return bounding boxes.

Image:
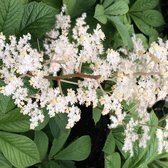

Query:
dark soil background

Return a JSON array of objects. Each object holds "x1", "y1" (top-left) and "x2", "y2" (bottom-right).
[
  {"x1": 161, "y1": 0, "x2": 168, "y2": 35},
  {"x1": 68, "y1": 105, "x2": 109, "y2": 168}
]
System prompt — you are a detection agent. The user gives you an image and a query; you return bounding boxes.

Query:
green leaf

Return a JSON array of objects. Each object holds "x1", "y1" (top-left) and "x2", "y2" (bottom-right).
[
  {"x1": 64, "y1": 0, "x2": 96, "y2": 17},
  {"x1": 133, "y1": 10, "x2": 165, "y2": 27},
  {"x1": 0, "y1": 0, "x2": 23, "y2": 35},
  {"x1": 34, "y1": 131, "x2": 48, "y2": 161},
  {"x1": 0, "y1": 108, "x2": 30, "y2": 132},
  {"x1": 135, "y1": 34, "x2": 149, "y2": 50},
  {"x1": 49, "y1": 113, "x2": 68, "y2": 138},
  {"x1": 54, "y1": 135, "x2": 91, "y2": 161},
  {"x1": 54, "y1": 113, "x2": 68, "y2": 131},
  {"x1": 134, "y1": 135, "x2": 158, "y2": 168},
  {"x1": 150, "y1": 111, "x2": 158, "y2": 128},
  {"x1": 112, "y1": 127, "x2": 129, "y2": 159},
  {"x1": 42, "y1": 160, "x2": 75, "y2": 168},
  {"x1": 20, "y1": 0, "x2": 28, "y2": 5},
  {"x1": 19, "y1": 2, "x2": 56, "y2": 37},
  {"x1": 42, "y1": 0, "x2": 61, "y2": 10},
  {"x1": 94, "y1": 4, "x2": 107, "y2": 24},
  {"x1": 49, "y1": 118, "x2": 60, "y2": 138},
  {"x1": 0, "y1": 94, "x2": 15, "y2": 114},
  {"x1": 59, "y1": 161, "x2": 76, "y2": 168},
  {"x1": 103, "y1": 0, "x2": 114, "y2": 9},
  {"x1": 42, "y1": 160, "x2": 61, "y2": 168},
  {"x1": 130, "y1": 14, "x2": 158, "y2": 39},
  {"x1": 104, "y1": 1, "x2": 129, "y2": 16},
  {"x1": 49, "y1": 129, "x2": 70, "y2": 158},
  {"x1": 63, "y1": 0, "x2": 76, "y2": 15},
  {"x1": 130, "y1": 0, "x2": 159, "y2": 12},
  {"x1": 92, "y1": 107, "x2": 102, "y2": 124},
  {"x1": 156, "y1": 152, "x2": 168, "y2": 159},
  {"x1": 108, "y1": 16, "x2": 133, "y2": 49},
  {"x1": 0, "y1": 152, "x2": 12, "y2": 168},
  {"x1": 155, "y1": 161, "x2": 168, "y2": 168},
  {"x1": 105, "y1": 152, "x2": 121, "y2": 168},
  {"x1": 103, "y1": 131, "x2": 115, "y2": 154},
  {"x1": 0, "y1": 131, "x2": 40, "y2": 167}
]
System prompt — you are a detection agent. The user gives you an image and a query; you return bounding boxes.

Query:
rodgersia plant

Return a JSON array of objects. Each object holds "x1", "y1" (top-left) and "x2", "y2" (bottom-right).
[
  {"x1": 0, "y1": 1, "x2": 168, "y2": 168},
  {"x1": 1, "y1": 7, "x2": 168, "y2": 155}
]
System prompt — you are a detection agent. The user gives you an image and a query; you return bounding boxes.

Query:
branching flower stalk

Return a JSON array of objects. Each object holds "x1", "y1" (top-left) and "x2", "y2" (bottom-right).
[
  {"x1": 1, "y1": 8, "x2": 168, "y2": 156},
  {"x1": 44, "y1": 73, "x2": 101, "y2": 81}
]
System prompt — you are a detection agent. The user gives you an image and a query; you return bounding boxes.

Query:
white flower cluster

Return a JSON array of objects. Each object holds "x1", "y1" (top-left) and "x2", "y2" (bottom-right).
[{"x1": 1, "y1": 8, "x2": 168, "y2": 155}]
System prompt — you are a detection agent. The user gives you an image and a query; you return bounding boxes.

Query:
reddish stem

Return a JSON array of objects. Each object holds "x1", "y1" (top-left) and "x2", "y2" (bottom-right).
[{"x1": 44, "y1": 73, "x2": 101, "y2": 81}]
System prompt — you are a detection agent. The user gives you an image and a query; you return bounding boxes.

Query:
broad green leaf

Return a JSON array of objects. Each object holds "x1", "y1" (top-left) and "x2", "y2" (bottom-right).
[
  {"x1": 94, "y1": 4, "x2": 107, "y2": 24},
  {"x1": 42, "y1": 0, "x2": 61, "y2": 10},
  {"x1": 74, "y1": 0, "x2": 96, "y2": 17},
  {"x1": 20, "y1": 0, "x2": 28, "y2": 5},
  {"x1": 0, "y1": 152, "x2": 12, "y2": 168},
  {"x1": 0, "y1": 108, "x2": 30, "y2": 132},
  {"x1": 148, "y1": 163, "x2": 157, "y2": 168},
  {"x1": 130, "y1": 0, "x2": 159, "y2": 12},
  {"x1": 59, "y1": 161, "x2": 76, "y2": 168},
  {"x1": 103, "y1": 0, "x2": 129, "y2": 9},
  {"x1": 0, "y1": 0, "x2": 23, "y2": 35},
  {"x1": 103, "y1": 0, "x2": 114, "y2": 9},
  {"x1": 54, "y1": 135, "x2": 91, "y2": 161},
  {"x1": 54, "y1": 113, "x2": 68, "y2": 132},
  {"x1": 64, "y1": 0, "x2": 96, "y2": 17},
  {"x1": 136, "y1": 34, "x2": 149, "y2": 50},
  {"x1": 133, "y1": 10, "x2": 165, "y2": 27},
  {"x1": 49, "y1": 117, "x2": 60, "y2": 138},
  {"x1": 92, "y1": 107, "x2": 102, "y2": 124},
  {"x1": 112, "y1": 127, "x2": 129, "y2": 159},
  {"x1": 134, "y1": 135, "x2": 158, "y2": 168},
  {"x1": 130, "y1": 14, "x2": 158, "y2": 39},
  {"x1": 34, "y1": 131, "x2": 48, "y2": 161},
  {"x1": 49, "y1": 129, "x2": 70, "y2": 158},
  {"x1": 49, "y1": 113, "x2": 68, "y2": 138},
  {"x1": 63, "y1": 0, "x2": 76, "y2": 15},
  {"x1": 105, "y1": 152, "x2": 121, "y2": 168},
  {"x1": 156, "y1": 152, "x2": 168, "y2": 159},
  {"x1": 111, "y1": 31, "x2": 124, "y2": 49},
  {"x1": 0, "y1": 131, "x2": 40, "y2": 167},
  {"x1": 155, "y1": 161, "x2": 168, "y2": 168},
  {"x1": 19, "y1": 2, "x2": 56, "y2": 37},
  {"x1": 150, "y1": 111, "x2": 158, "y2": 129},
  {"x1": 42, "y1": 160, "x2": 61, "y2": 168},
  {"x1": 108, "y1": 16, "x2": 133, "y2": 49},
  {"x1": 104, "y1": 1, "x2": 129, "y2": 16},
  {"x1": 42, "y1": 160, "x2": 75, "y2": 168},
  {"x1": 123, "y1": 0, "x2": 129, "y2": 4},
  {"x1": 103, "y1": 131, "x2": 115, "y2": 154},
  {"x1": 0, "y1": 94, "x2": 15, "y2": 114}
]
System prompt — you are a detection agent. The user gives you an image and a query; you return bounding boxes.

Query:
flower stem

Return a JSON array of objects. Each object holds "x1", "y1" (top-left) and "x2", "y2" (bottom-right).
[
  {"x1": 58, "y1": 81, "x2": 63, "y2": 95},
  {"x1": 44, "y1": 73, "x2": 101, "y2": 81},
  {"x1": 60, "y1": 79, "x2": 78, "y2": 85}
]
